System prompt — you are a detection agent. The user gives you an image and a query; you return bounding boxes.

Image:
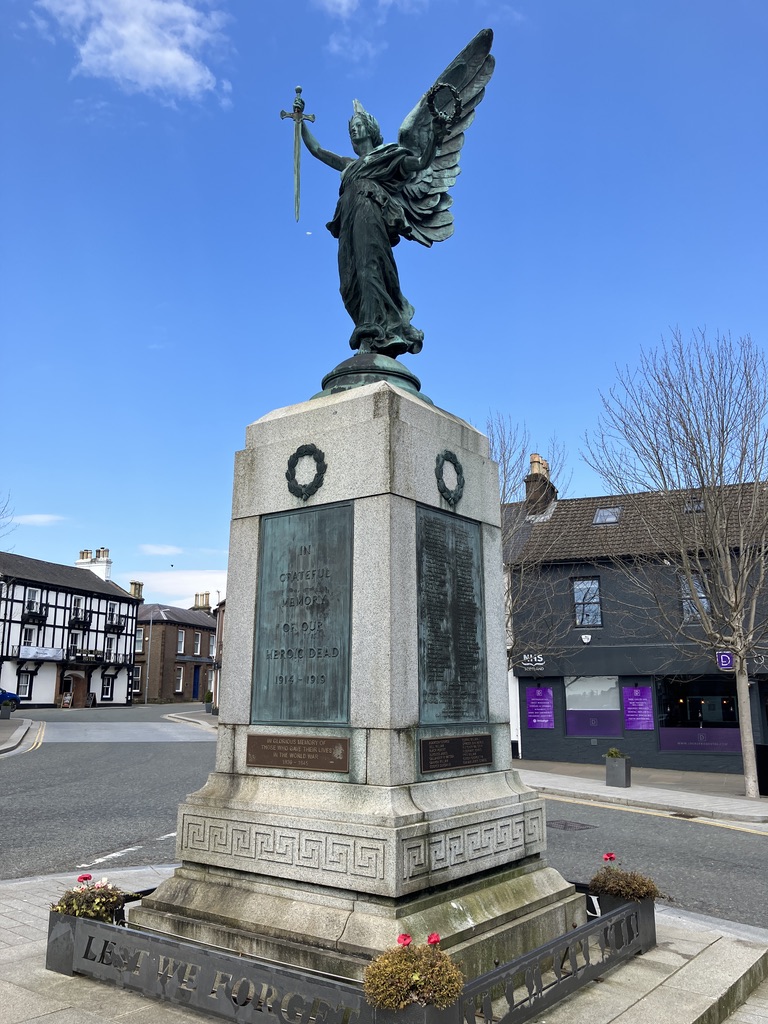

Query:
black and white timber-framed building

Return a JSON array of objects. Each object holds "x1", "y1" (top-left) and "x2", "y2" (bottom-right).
[{"x1": 0, "y1": 549, "x2": 140, "y2": 708}]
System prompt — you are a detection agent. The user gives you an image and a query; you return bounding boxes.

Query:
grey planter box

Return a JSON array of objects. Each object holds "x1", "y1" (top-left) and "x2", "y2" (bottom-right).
[
  {"x1": 606, "y1": 756, "x2": 631, "y2": 788},
  {"x1": 594, "y1": 894, "x2": 656, "y2": 953}
]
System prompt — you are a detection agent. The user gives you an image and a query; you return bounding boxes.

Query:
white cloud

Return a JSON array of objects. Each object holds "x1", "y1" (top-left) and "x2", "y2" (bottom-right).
[
  {"x1": 327, "y1": 29, "x2": 386, "y2": 63},
  {"x1": 139, "y1": 543, "x2": 184, "y2": 556},
  {"x1": 36, "y1": 0, "x2": 229, "y2": 100},
  {"x1": 313, "y1": 0, "x2": 359, "y2": 15},
  {"x1": 13, "y1": 514, "x2": 66, "y2": 526},
  {"x1": 120, "y1": 568, "x2": 226, "y2": 609}
]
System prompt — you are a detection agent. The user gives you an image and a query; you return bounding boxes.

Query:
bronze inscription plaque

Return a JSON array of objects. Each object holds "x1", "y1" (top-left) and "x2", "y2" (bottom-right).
[
  {"x1": 247, "y1": 734, "x2": 350, "y2": 772},
  {"x1": 416, "y1": 506, "x2": 488, "y2": 724},
  {"x1": 252, "y1": 503, "x2": 352, "y2": 724},
  {"x1": 420, "y1": 734, "x2": 493, "y2": 773}
]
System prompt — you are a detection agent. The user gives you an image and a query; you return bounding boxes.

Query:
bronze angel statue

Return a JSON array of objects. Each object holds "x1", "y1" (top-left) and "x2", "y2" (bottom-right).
[{"x1": 293, "y1": 29, "x2": 494, "y2": 359}]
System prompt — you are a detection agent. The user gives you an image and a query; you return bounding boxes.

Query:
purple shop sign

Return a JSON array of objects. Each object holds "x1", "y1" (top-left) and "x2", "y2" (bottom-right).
[
  {"x1": 658, "y1": 727, "x2": 742, "y2": 754},
  {"x1": 623, "y1": 686, "x2": 655, "y2": 730},
  {"x1": 565, "y1": 709, "x2": 623, "y2": 737},
  {"x1": 526, "y1": 687, "x2": 554, "y2": 729}
]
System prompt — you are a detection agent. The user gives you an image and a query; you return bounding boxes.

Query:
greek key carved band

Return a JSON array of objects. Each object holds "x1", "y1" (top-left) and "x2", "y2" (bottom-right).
[
  {"x1": 401, "y1": 807, "x2": 544, "y2": 880},
  {"x1": 181, "y1": 815, "x2": 385, "y2": 880}
]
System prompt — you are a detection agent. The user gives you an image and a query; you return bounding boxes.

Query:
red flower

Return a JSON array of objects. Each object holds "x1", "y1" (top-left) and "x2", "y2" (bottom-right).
[
  {"x1": 427, "y1": 933, "x2": 441, "y2": 945},
  {"x1": 603, "y1": 852, "x2": 616, "y2": 862},
  {"x1": 77, "y1": 873, "x2": 93, "y2": 883},
  {"x1": 397, "y1": 933, "x2": 412, "y2": 947}
]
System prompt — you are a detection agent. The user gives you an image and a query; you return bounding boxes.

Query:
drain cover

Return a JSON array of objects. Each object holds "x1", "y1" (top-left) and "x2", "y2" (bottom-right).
[
  {"x1": 547, "y1": 819, "x2": 598, "y2": 831},
  {"x1": 670, "y1": 811, "x2": 698, "y2": 819}
]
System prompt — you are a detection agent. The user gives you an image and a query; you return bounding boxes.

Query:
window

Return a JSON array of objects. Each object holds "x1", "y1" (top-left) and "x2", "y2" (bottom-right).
[
  {"x1": 18, "y1": 672, "x2": 32, "y2": 698},
  {"x1": 564, "y1": 675, "x2": 622, "y2": 737},
  {"x1": 22, "y1": 626, "x2": 36, "y2": 647},
  {"x1": 684, "y1": 498, "x2": 704, "y2": 514},
  {"x1": 107, "y1": 601, "x2": 117, "y2": 623},
  {"x1": 572, "y1": 577, "x2": 602, "y2": 626},
  {"x1": 132, "y1": 665, "x2": 141, "y2": 691},
  {"x1": 26, "y1": 588, "x2": 40, "y2": 612},
  {"x1": 69, "y1": 631, "x2": 81, "y2": 656},
  {"x1": 177, "y1": 629, "x2": 185, "y2": 654},
  {"x1": 72, "y1": 595, "x2": 83, "y2": 613},
  {"x1": 657, "y1": 676, "x2": 741, "y2": 753},
  {"x1": 209, "y1": 633, "x2": 216, "y2": 657},
  {"x1": 592, "y1": 506, "x2": 622, "y2": 525},
  {"x1": 105, "y1": 635, "x2": 116, "y2": 660},
  {"x1": 135, "y1": 627, "x2": 144, "y2": 653},
  {"x1": 101, "y1": 676, "x2": 113, "y2": 700},
  {"x1": 681, "y1": 574, "x2": 711, "y2": 623},
  {"x1": 194, "y1": 631, "x2": 201, "y2": 655},
  {"x1": 175, "y1": 666, "x2": 184, "y2": 692}
]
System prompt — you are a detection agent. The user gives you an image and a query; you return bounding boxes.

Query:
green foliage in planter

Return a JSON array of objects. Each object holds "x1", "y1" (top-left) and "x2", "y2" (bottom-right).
[
  {"x1": 203, "y1": 691, "x2": 214, "y2": 704},
  {"x1": 604, "y1": 747, "x2": 626, "y2": 758},
  {"x1": 363, "y1": 935, "x2": 464, "y2": 1011},
  {"x1": 589, "y1": 853, "x2": 663, "y2": 902},
  {"x1": 50, "y1": 875, "x2": 140, "y2": 923}
]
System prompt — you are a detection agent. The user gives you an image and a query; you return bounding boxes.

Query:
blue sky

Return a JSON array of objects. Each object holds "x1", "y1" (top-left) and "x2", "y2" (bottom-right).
[{"x1": 2, "y1": 0, "x2": 766, "y2": 606}]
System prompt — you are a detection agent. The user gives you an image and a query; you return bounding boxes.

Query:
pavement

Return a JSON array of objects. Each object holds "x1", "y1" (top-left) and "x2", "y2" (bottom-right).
[{"x1": 1, "y1": 711, "x2": 767, "y2": 1024}]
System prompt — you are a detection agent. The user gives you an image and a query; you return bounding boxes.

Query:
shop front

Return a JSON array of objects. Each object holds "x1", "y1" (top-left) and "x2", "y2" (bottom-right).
[{"x1": 517, "y1": 671, "x2": 753, "y2": 773}]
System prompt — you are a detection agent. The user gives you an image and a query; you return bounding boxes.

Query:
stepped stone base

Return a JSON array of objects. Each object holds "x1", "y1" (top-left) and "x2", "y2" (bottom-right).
[{"x1": 131, "y1": 859, "x2": 584, "y2": 982}]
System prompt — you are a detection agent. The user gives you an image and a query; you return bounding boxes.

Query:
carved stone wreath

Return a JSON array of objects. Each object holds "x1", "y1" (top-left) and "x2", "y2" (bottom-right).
[
  {"x1": 286, "y1": 444, "x2": 327, "y2": 501},
  {"x1": 435, "y1": 450, "x2": 465, "y2": 507}
]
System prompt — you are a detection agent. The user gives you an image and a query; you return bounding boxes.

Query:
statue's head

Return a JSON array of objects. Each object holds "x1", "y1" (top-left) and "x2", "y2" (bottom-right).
[{"x1": 349, "y1": 100, "x2": 383, "y2": 148}]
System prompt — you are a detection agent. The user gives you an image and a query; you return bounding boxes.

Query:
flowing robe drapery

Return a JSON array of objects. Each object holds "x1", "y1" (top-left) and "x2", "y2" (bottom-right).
[{"x1": 327, "y1": 144, "x2": 423, "y2": 357}]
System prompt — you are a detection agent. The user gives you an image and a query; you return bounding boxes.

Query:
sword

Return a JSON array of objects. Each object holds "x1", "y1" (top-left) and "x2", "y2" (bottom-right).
[{"x1": 280, "y1": 87, "x2": 315, "y2": 222}]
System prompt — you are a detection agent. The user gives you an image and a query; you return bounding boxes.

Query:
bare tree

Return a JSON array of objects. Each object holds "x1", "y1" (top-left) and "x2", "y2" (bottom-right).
[
  {"x1": 584, "y1": 329, "x2": 768, "y2": 798},
  {"x1": 487, "y1": 413, "x2": 571, "y2": 669},
  {"x1": 0, "y1": 493, "x2": 14, "y2": 548}
]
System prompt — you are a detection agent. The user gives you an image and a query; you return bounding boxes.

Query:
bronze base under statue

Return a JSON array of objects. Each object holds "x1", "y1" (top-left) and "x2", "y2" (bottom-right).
[{"x1": 313, "y1": 353, "x2": 433, "y2": 404}]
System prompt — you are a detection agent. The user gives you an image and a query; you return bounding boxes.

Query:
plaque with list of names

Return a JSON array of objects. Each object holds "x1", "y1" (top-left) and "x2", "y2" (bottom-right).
[
  {"x1": 420, "y1": 734, "x2": 493, "y2": 773},
  {"x1": 416, "y1": 506, "x2": 488, "y2": 724},
  {"x1": 252, "y1": 503, "x2": 352, "y2": 724}
]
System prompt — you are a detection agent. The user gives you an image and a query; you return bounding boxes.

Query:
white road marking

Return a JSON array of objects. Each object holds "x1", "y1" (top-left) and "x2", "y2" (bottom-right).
[{"x1": 76, "y1": 847, "x2": 143, "y2": 868}]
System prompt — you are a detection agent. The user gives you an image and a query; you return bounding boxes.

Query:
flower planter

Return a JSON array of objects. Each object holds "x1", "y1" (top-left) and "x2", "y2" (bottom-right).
[
  {"x1": 0, "y1": 706, "x2": 12, "y2": 720},
  {"x1": 46, "y1": 912, "x2": 78, "y2": 975},
  {"x1": 605, "y1": 756, "x2": 631, "y2": 788},
  {"x1": 205, "y1": 702, "x2": 213, "y2": 714},
  {"x1": 593, "y1": 894, "x2": 656, "y2": 953}
]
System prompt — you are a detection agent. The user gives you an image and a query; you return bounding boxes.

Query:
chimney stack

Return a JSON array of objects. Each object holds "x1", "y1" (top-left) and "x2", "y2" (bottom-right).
[
  {"x1": 524, "y1": 453, "x2": 558, "y2": 514},
  {"x1": 75, "y1": 547, "x2": 113, "y2": 581},
  {"x1": 192, "y1": 592, "x2": 211, "y2": 613},
  {"x1": 129, "y1": 581, "x2": 144, "y2": 601}
]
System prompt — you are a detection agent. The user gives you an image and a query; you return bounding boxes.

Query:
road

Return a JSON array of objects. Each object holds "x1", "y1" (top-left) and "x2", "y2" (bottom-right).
[
  {"x1": 2, "y1": 707, "x2": 766, "y2": 931},
  {"x1": 0, "y1": 704, "x2": 215, "y2": 880},
  {"x1": 542, "y1": 795, "x2": 768, "y2": 930}
]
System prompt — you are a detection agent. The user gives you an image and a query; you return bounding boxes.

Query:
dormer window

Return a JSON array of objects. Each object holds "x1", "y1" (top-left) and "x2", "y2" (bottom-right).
[
  {"x1": 684, "y1": 498, "x2": 704, "y2": 514},
  {"x1": 593, "y1": 506, "x2": 622, "y2": 525}
]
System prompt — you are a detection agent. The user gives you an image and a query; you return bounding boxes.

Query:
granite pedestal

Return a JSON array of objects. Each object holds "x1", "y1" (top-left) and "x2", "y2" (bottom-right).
[{"x1": 132, "y1": 382, "x2": 584, "y2": 979}]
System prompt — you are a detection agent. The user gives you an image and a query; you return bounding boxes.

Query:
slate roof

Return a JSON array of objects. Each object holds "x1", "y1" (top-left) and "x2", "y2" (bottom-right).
[
  {"x1": 137, "y1": 603, "x2": 216, "y2": 629},
  {"x1": 0, "y1": 551, "x2": 138, "y2": 600},
  {"x1": 503, "y1": 483, "x2": 766, "y2": 564}
]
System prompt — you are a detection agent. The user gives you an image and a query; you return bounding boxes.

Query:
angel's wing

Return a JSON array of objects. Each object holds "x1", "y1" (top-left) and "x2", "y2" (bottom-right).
[{"x1": 397, "y1": 28, "x2": 495, "y2": 247}]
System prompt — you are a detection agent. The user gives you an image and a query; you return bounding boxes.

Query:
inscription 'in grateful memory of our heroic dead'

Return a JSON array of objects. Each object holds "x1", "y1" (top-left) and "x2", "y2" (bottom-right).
[
  {"x1": 416, "y1": 506, "x2": 489, "y2": 725},
  {"x1": 252, "y1": 503, "x2": 352, "y2": 724}
]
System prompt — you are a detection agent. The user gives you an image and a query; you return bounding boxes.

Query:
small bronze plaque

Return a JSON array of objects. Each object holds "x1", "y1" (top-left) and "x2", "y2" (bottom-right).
[
  {"x1": 247, "y1": 734, "x2": 350, "y2": 772},
  {"x1": 420, "y1": 734, "x2": 493, "y2": 773}
]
